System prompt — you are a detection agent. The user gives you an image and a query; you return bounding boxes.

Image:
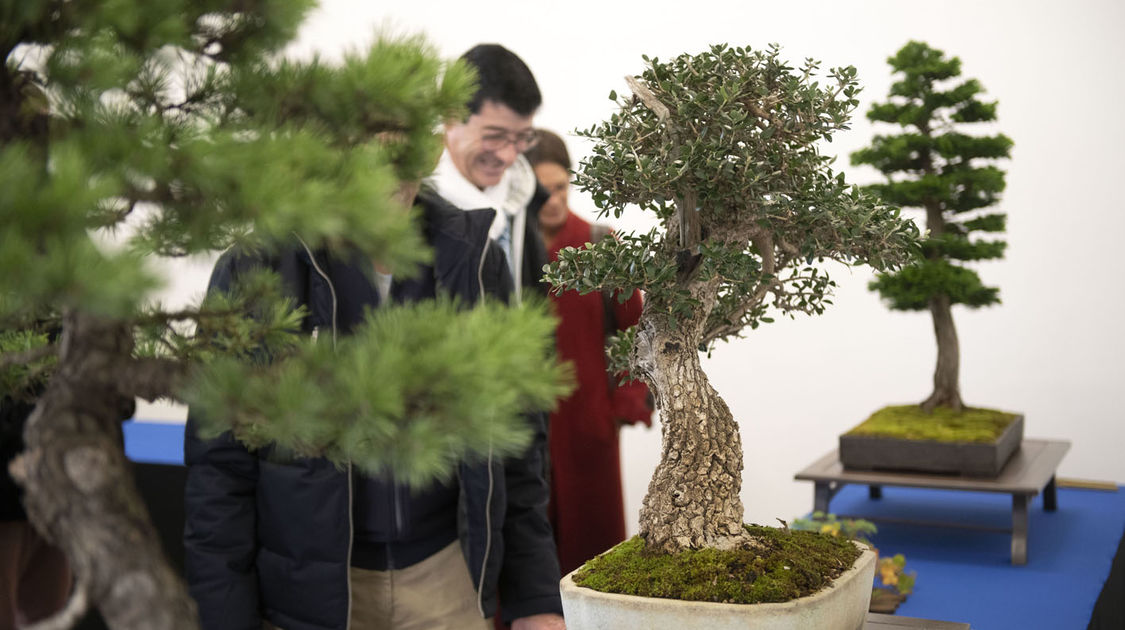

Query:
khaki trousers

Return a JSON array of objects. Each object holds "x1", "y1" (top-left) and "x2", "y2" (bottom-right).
[{"x1": 265, "y1": 541, "x2": 491, "y2": 630}]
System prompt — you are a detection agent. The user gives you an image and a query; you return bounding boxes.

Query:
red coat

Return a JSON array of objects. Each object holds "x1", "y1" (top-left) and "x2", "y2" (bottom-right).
[{"x1": 546, "y1": 211, "x2": 653, "y2": 577}]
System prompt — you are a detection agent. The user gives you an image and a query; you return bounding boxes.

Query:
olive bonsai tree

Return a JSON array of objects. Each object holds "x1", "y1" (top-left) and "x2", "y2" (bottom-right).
[
  {"x1": 546, "y1": 44, "x2": 919, "y2": 555},
  {"x1": 851, "y1": 41, "x2": 1013, "y2": 413},
  {"x1": 1, "y1": 3, "x2": 566, "y2": 628}
]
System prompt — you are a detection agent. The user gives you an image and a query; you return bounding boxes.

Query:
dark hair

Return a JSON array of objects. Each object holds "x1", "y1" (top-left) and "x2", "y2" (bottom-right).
[
  {"x1": 461, "y1": 44, "x2": 542, "y2": 117},
  {"x1": 524, "y1": 128, "x2": 571, "y2": 170}
]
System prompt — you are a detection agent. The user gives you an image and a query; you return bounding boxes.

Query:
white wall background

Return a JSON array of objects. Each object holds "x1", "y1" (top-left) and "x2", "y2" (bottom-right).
[{"x1": 141, "y1": 0, "x2": 1125, "y2": 534}]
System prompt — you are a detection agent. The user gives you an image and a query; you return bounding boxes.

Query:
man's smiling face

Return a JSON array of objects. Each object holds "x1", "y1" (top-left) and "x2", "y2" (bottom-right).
[{"x1": 444, "y1": 100, "x2": 536, "y2": 190}]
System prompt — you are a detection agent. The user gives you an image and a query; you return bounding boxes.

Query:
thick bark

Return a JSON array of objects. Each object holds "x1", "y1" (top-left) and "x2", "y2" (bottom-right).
[
  {"x1": 921, "y1": 293, "x2": 963, "y2": 413},
  {"x1": 12, "y1": 311, "x2": 199, "y2": 630},
  {"x1": 634, "y1": 284, "x2": 751, "y2": 553}
]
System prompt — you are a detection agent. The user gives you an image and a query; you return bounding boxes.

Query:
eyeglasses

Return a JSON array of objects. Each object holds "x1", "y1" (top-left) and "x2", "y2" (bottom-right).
[{"x1": 480, "y1": 129, "x2": 539, "y2": 153}]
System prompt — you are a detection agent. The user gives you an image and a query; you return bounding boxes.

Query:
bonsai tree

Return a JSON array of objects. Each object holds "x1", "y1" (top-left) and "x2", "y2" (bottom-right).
[
  {"x1": 1, "y1": 2, "x2": 566, "y2": 629},
  {"x1": 546, "y1": 44, "x2": 919, "y2": 555},
  {"x1": 851, "y1": 41, "x2": 1013, "y2": 413}
]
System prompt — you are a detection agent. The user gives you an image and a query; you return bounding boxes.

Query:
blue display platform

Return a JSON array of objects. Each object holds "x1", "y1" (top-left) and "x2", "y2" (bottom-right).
[
  {"x1": 120, "y1": 421, "x2": 1122, "y2": 629},
  {"x1": 826, "y1": 483, "x2": 1125, "y2": 629},
  {"x1": 123, "y1": 419, "x2": 185, "y2": 465}
]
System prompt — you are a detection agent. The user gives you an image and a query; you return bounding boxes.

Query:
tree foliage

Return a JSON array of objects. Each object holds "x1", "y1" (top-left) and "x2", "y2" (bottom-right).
[
  {"x1": 187, "y1": 297, "x2": 567, "y2": 488},
  {"x1": 1, "y1": 0, "x2": 566, "y2": 479},
  {"x1": 1, "y1": 2, "x2": 569, "y2": 626},
  {"x1": 544, "y1": 44, "x2": 920, "y2": 554},
  {"x1": 547, "y1": 44, "x2": 920, "y2": 350},
  {"x1": 852, "y1": 41, "x2": 1012, "y2": 312}
]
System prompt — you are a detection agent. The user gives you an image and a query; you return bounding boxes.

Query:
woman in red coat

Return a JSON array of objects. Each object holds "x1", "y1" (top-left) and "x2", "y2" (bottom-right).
[{"x1": 526, "y1": 130, "x2": 653, "y2": 577}]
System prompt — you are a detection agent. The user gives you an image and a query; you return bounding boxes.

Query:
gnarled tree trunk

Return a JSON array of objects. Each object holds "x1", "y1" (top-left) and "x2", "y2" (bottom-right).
[
  {"x1": 12, "y1": 311, "x2": 199, "y2": 630},
  {"x1": 634, "y1": 284, "x2": 750, "y2": 554}
]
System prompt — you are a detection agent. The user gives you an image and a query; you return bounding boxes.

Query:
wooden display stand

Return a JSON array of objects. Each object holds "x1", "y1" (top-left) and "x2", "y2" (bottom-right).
[
  {"x1": 794, "y1": 439, "x2": 1070, "y2": 565},
  {"x1": 865, "y1": 614, "x2": 970, "y2": 629}
]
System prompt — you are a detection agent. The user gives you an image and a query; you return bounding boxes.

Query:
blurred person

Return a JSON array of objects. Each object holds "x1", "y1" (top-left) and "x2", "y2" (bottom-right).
[
  {"x1": 427, "y1": 44, "x2": 550, "y2": 302},
  {"x1": 184, "y1": 178, "x2": 565, "y2": 629},
  {"x1": 426, "y1": 43, "x2": 565, "y2": 630},
  {"x1": 526, "y1": 129, "x2": 654, "y2": 577}
]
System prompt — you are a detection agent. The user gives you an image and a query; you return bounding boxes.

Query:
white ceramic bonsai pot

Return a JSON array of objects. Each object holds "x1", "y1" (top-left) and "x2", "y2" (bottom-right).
[{"x1": 560, "y1": 543, "x2": 876, "y2": 630}]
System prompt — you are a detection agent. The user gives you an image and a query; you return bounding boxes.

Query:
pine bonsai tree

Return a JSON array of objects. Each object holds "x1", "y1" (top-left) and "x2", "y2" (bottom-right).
[
  {"x1": 851, "y1": 41, "x2": 1013, "y2": 413},
  {"x1": 1, "y1": 3, "x2": 566, "y2": 628},
  {"x1": 546, "y1": 44, "x2": 919, "y2": 554}
]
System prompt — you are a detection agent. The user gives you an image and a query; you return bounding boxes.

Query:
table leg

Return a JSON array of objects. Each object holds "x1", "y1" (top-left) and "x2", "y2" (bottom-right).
[
  {"x1": 814, "y1": 482, "x2": 833, "y2": 514},
  {"x1": 868, "y1": 485, "x2": 883, "y2": 500},
  {"x1": 1011, "y1": 493, "x2": 1029, "y2": 565},
  {"x1": 1043, "y1": 475, "x2": 1058, "y2": 512}
]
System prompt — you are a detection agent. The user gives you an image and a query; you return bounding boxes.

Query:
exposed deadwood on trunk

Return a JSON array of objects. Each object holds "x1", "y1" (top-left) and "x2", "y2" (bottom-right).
[
  {"x1": 624, "y1": 74, "x2": 704, "y2": 261},
  {"x1": 675, "y1": 190, "x2": 701, "y2": 252},
  {"x1": 921, "y1": 294, "x2": 963, "y2": 413},
  {"x1": 624, "y1": 74, "x2": 669, "y2": 122},
  {"x1": 13, "y1": 310, "x2": 199, "y2": 630}
]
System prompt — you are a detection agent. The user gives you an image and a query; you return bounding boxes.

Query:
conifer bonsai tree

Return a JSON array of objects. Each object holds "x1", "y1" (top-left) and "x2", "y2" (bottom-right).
[
  {"x1": 851, "y1": 41, "x2": 1013, "y2": 414},
  {"x1": 1, "y1": 2, "x2": 566, "y2": 628},
  {"x1": 546, "y1": 44, "x2": 919, "y2": 556}
]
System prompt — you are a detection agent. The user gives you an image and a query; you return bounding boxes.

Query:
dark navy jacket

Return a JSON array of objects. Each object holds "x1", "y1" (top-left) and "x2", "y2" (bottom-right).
[{"x1": 183, "y1": 191, "x2": 562, "y2": 630}]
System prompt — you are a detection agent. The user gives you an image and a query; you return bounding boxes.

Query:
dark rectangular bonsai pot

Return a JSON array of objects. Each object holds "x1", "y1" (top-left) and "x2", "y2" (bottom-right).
[{"x1": 839, "y1": 415, "x2": 1024, "y2": 477}]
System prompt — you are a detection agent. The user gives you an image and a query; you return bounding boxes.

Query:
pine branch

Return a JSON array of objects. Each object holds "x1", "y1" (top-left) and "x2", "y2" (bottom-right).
[
  {"x1": 136, "y1": 305, "x2": 245, "y2": 326},
  {"x1": 116, "y1": 357, "x2": 188, "y2": 403},
  {"x1": 0, "y1": 343, "x2": 57, "y2": 371}
]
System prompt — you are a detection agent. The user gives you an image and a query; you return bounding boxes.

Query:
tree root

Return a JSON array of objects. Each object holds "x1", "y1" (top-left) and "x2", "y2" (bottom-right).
[{"x1": 920, "y1": 390, "x2": 963, "y2": 414}]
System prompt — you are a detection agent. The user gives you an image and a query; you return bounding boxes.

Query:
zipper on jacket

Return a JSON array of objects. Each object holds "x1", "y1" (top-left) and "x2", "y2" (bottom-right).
[
  {"x1": 345, "y1": 463, "x2": 355, "y2": 630},
  {"x1": 476, "y1": 446, "x2": 494, "y2": 617},
  {"x1": 295, "y1": 234, "x2": 338, "y2": 351},
  {"x1": 296, "y1": 235, "x2": 350, "y2": 628},
  {"x1": 474, "y1": 236, "x2": 495, "y2": 618},
  {"x1": 393, "y1": 482, "x2": 405, "y2": 537},
  {"x1": 382, "y1": 475, "x2": 405, "y2": 570},
  {"x1": 476, "y1": 239, "x2": 488, "y2": 305}
]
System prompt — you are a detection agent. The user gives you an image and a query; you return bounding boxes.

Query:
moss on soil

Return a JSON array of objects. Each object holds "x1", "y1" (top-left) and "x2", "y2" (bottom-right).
[
  {"x1": 571, "y1": 525, "x2": 862, "y2": 605},
  {"x1": 844, "y1": 404, "x2": 1019, "y2": 443}
]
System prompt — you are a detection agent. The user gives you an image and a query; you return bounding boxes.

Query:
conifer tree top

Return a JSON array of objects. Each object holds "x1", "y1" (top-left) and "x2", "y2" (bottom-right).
[{"x1": 852, "y1": 40, "x2": 1013, "y2": 312}]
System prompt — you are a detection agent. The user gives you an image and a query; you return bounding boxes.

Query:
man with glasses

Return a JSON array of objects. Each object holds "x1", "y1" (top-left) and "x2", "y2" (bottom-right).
[
  {"x1": 428, "y1": 44, "x2": 550, "y2": 302},
  {"x1": 184, "y1": 43, "x2": 564, "y2": 630},
  {"x1": 426, "y1": 43, "x2": 565, "y2": 630}
]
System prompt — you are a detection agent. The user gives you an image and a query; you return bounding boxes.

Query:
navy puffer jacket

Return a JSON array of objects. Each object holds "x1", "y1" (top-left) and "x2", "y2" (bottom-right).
[{"x1": 183, "y1": 191, "x2": 562, "y2": 630}]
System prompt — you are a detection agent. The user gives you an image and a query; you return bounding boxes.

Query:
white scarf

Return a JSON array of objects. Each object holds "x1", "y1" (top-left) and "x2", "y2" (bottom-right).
[{"x1": 426, "y1": 150, "x2": 537, "y2": 296}]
